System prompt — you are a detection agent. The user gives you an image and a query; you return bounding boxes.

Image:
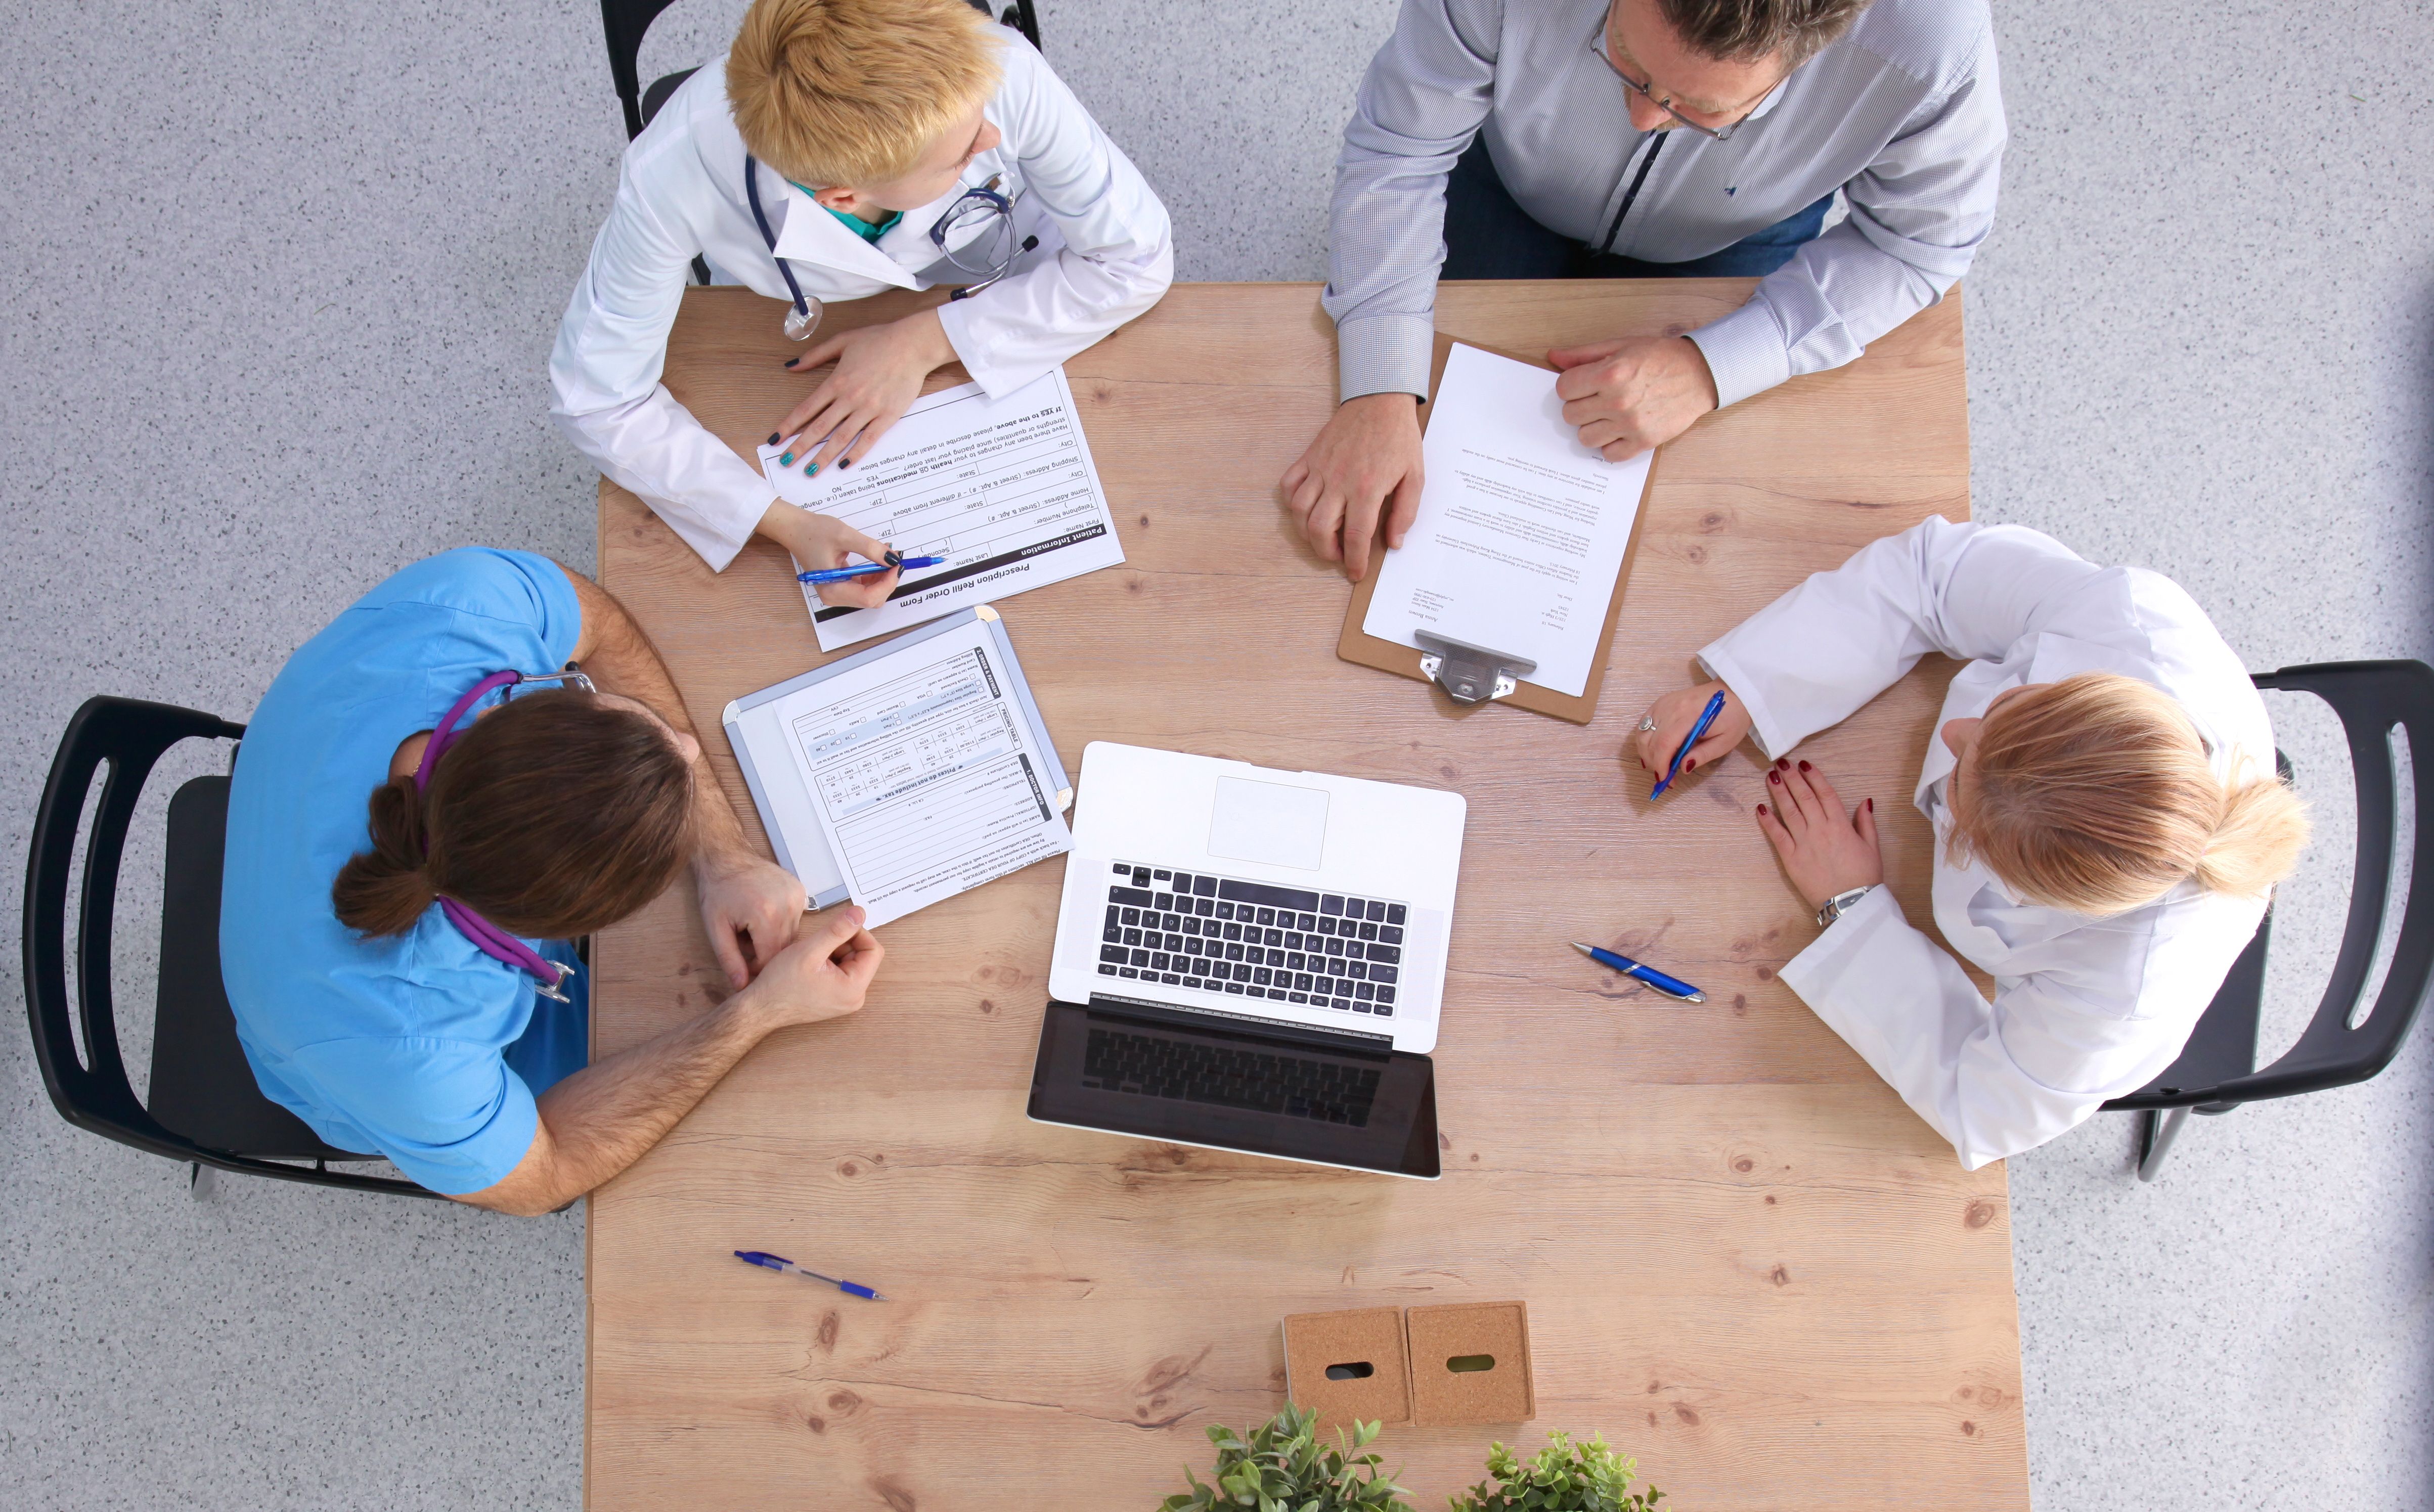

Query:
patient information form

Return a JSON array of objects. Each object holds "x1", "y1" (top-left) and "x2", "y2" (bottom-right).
[{"x1": 763, "y1": 614, "x2": 1071, "y2": 927}]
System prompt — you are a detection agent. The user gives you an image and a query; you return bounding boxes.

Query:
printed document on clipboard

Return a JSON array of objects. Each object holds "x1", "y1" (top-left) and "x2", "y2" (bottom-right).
[
  {"x1": 722, "y1": 606, "x2": 1072, "y2": 929},
  {"x1": 761, "y1": 366, "x2": 1126, "y2": 652},
  {"x1": 1360, "y1": 343, "x2": 1653, "y2": 698}
]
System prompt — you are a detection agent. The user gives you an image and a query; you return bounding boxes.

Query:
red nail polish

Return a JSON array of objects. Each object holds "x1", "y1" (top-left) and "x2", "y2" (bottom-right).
[
  {"x1": 1683, "y1": 758, "x2": 1696, "y2": 772},
  {"x1": 1768, "y1": 770, "x2": 1781, "y2": 784},
  {"x1": 1798, "y1": 760, "x2": 1811, "y2": 772},
  {"x1": 1866, "y1": 797, "x2": 1874, "y2": 811},
  {"x1": 1777, "y1": 757, "x2": 1789, "y2": 769},
  {"x1": 1756, "y1": 804, "x2": 1768, "y2": 816}
]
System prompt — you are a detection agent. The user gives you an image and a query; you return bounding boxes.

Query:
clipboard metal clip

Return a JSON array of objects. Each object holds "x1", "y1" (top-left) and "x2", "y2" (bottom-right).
[{"x1": 1414, "y1": 632, "x2": 1535, "y2": 705}]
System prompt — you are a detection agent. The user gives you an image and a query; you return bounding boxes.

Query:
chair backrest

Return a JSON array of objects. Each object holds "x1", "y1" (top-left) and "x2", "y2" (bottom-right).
[
  {"x1": 21, "y1": 696, "x2": 435, "y2": 1197},
  {"x1": 600, "y1": 0, "x2": 688, "y2": 140},
  {"x1": 992, "y1": 0, "x2": 1041, "y2": 51},
  {"x1": 2213, "y1": 660, "x2": 2434, "y2": 1103},
  {"x1": 24, "y1": 697, "x2": 241, "y2": 1153}
]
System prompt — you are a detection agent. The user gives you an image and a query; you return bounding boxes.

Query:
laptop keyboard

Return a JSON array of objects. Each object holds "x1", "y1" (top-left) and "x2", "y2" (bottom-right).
[
  {"x1": 1082, "y1": 1026, "x2": 1381, "y2": 1126},
  {"x1": 1095, "y1": 861, "x2": 1407, "y2": 1017}
]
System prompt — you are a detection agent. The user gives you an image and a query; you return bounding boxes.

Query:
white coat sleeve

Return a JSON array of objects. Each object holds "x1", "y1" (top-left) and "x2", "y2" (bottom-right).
[
  {"x1": 935, "y1": 39, "x2": 1174, "y2": 397},
  {"x1": 1696, "y1": 516, "x2": 2103, "y2": 759},
  {"x1": 549, "y1": 158, "x2": 775, "y2": 572},
  {"x1": 1778, "y1": 886, "x2": 2207, "y2": 1169}
]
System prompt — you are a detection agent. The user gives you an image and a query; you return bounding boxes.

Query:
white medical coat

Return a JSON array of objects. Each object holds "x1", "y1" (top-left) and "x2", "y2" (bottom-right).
[
  {"x1": 1698, "y1": 518, "x2": 2277, "y2": 1169},
  {"x1": 549, "y1": 29, "x2": 1174, "y2": 570}
]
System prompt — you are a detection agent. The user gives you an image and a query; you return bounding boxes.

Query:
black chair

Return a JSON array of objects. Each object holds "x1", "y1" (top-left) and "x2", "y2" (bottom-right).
[
  {"x1": 2103, "y1": 660, "x2": 2434, "y2": 1180},
  {"x1": 23, "y1": 697, "x2": 437, "y2": 1198}
]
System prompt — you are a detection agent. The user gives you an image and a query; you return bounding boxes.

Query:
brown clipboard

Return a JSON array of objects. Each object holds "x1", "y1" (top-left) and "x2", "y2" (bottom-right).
[{"x1": 1335, "y1": 333, "x2": 1657, "y2": 725}]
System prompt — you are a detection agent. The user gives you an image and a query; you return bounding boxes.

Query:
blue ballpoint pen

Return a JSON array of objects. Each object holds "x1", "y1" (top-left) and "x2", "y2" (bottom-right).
[
  {"x1": 1649, "y1": 690, "x2": 1727, "y2": 799},
  {"x1": 1571, "y1": 941, "x2": 1706, "y2": 1003},
  {"x1": 797, "y1": 554, "x2": 943, "y2": 585},
  {"x1": 734, "y1": 1250, "x2": 888, "y2": 1301}
]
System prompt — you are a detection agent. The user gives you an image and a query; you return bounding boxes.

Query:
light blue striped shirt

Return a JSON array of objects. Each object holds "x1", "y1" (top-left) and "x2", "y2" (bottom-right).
[{"x1": 1324, "y1": 0, "x2": 2006, "y2": 408}]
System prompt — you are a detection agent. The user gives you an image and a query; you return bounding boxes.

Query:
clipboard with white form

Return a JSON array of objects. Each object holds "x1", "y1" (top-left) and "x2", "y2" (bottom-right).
[
  {"x1": 1337, "y1": 335, "x2": 1657, "y2": 725},
  {"x1": 722, "y1": 605, "x2": 1073, "y2": 928}
]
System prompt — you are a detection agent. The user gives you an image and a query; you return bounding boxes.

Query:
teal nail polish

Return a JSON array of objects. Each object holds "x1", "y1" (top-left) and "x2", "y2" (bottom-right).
[
  {"x1": 779, "y1": 452, "x2": 794, "y2": 466},
  {"x1": 807, "y1": 463, "x2": 820, "y2": 476}
]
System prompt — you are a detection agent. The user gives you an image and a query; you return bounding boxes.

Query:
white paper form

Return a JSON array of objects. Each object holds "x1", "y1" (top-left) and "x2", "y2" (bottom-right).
[
  {"x1": 761, "y1": 367, "x2": 1126, "y2": 651},
  {"x1": 1361, "y1": 344, "x2": 1655, "y2": 698},
  {"x1": 762, "y1": 615, "x2": 1071, "y2": 927}
]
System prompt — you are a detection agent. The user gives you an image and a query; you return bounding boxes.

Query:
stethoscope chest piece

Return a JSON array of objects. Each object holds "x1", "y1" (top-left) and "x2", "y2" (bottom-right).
[{"x1": 782, "y1": 296, "x2": 823, "y2": 342}]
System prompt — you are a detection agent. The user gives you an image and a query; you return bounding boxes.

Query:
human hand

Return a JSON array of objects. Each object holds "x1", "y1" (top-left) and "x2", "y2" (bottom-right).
[
  {"x1": 1755, "y1": 758, "x2": 1884, "y2": 913},
  {"x1": 755, "y1": 502, "x2": 901, "y2": 608},
  {"x1": 772, "y1": 307, "x2": 957, "y2": 473},
  {"x1": 1547, "y1": 335, "x2": 1719, "y2": 461},
  {"x1": 1628, "y1": 680, "x2": 1752, "y2": 786},
  {"x1": 741, "y1": 903, "x2": 883, "y2": 1030},
  {"x1": 1278, "y1": 392, "x2": 1426, "y2": 581},
  {"x1": 694, "y1": 848, "x2": 809, "y2": 990}
]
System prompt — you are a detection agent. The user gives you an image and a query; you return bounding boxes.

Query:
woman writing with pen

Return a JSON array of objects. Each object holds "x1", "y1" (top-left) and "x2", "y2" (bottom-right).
[{"x1": 1629, "y1": 518, "x2": 2308, "y2": 1170}]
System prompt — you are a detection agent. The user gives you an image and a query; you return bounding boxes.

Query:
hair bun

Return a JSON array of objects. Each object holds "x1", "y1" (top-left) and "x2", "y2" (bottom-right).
[{"x1": 331, "y1": 774, "x2": 441, "y2": 936}]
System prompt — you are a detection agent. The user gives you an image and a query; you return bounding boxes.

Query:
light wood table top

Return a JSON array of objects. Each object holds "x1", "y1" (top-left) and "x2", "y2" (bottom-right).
[{"x1": 589, "y1": 281, "x2": 2023, "y2": 1511}]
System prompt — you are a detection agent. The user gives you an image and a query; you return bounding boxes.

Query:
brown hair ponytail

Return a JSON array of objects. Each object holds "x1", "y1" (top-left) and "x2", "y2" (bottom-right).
[
  {"x1": 331, "y1": 690, "x2": 696, "y2": 941},
  {"x1": 331, "y1": 775, "x2": 443, "y2": 935}
]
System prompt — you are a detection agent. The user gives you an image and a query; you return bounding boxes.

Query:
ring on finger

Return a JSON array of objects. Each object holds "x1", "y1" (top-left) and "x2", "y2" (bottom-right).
[{"x1": 1638, "y1": 714, "x2": 1659, "y2": 733}]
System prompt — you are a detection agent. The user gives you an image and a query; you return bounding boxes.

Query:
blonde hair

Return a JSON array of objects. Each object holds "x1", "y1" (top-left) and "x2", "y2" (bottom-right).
[
  {"x1": 727, "y1": 0, "x2": 1000, "y2": 188},
  {"x1": 1949, "y1": 673, "x2": 2310, "y2": 915}
]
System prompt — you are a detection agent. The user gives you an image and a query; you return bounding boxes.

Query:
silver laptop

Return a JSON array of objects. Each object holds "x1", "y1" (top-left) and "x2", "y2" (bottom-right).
[{"x1": 1030, "y1": 743, "x2": 1466, "y2": 1178}]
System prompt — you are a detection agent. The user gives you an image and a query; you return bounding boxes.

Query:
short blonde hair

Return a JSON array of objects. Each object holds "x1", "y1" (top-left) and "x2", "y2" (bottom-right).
[
  {"x1": 727, "y1": 0, "x2": 1000, "y2": 188},
  {"x1": 1950, "y1": 673, "x2": 2310, "y2": 916}
]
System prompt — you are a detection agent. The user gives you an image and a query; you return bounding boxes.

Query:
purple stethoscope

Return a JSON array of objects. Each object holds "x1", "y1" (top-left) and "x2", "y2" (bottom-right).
[{"x1": 414, "y1": 669, "x2": 596, "y2": 1003}]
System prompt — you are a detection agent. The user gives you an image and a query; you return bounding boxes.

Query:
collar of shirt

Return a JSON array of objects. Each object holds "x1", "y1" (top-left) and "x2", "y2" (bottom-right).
[
  {"x1": 822, "y1": 203, "x2": 904, "y2": 242},
  {"x1": 769, "y1": 172, "x2": 921, "y2": 285},
  {"x1": 1734, "y1": 69, "x2": 1792, "y2": 125},
  {"x1": 769, "y1": 168, "x2": 994, "y2": 282}
]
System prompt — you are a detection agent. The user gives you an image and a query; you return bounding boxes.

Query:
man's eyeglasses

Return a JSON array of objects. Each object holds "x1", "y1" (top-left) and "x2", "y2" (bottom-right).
[{"x1": 1589, "y1": 20, "x2": 1768, "y2": 143}]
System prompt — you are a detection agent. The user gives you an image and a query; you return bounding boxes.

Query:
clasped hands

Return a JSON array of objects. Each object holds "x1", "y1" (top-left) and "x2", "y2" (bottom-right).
[
  {"x1": 1279, "y1": 334, "x2": 1719, "y2": 581},
  {"x1": 692, "y1": 847, "x2": 881, "y2": 1027},
  {"x1": 1630, "y1": 681, "x2": 1884, "y2": 917}
]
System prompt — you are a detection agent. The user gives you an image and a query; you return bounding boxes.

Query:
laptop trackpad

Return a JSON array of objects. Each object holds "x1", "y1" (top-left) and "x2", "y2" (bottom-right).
[{"x1": 1208, "y1": 776, "x2": 1329, "y2": 871}]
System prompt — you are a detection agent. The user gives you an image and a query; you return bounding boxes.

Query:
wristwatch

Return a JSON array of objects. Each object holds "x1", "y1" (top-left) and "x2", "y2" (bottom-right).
[{"x1": 1816, "y1": 885, "x2": 1878, "y2": 929}]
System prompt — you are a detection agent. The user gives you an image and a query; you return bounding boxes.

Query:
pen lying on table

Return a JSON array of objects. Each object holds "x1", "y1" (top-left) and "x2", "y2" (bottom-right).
[
  {"x1": 798, "y1": 554, "x2": 942, "y2": 585},
  {"x1": 1571, "y1": 941, "x2": 1706, "y2": 1003},
  {"x1": 733, "y1": 1250, "x2": 889, "y2": 1301}
]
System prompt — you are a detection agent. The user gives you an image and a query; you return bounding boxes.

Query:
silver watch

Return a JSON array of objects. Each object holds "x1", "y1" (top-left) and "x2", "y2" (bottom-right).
[{"x1": 1816, "y1": 885, "x2": 1877, "y2": 929}]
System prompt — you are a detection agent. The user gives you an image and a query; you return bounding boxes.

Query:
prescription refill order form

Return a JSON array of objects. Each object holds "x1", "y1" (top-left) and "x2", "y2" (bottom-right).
[{"x1": 763, "y1": 367, "x2": 1126, "y2": 651}]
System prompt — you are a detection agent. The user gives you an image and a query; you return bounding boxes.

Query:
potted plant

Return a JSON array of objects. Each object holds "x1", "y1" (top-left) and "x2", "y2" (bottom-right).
[
  {"x1": 1161, "y1": 1405, "x2": 1415, "y2": 1511},
  {"x1": 1449, "y1": 1431, "x2": 1665, "y2": 1512}
]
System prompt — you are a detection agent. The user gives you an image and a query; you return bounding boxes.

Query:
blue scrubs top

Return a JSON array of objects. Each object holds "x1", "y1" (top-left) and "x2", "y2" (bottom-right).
[{"x1": 220, "y1": 549, "x2": 588, "y2": 1195}]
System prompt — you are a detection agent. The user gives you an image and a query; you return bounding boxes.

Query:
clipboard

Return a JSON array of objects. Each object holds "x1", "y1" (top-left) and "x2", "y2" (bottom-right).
[
  {"x1": 722, "y1": 604, "x2": 1070, "y2": 910},
  {"x1": 1336, "y1": 333, "x2": 1657, "y2": 725}
]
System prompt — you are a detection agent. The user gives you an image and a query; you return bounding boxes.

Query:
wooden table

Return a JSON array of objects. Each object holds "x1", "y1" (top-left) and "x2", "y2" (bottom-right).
[{"x1": 588, "y1": 281, "x2": 2024, "y2": 1511}]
